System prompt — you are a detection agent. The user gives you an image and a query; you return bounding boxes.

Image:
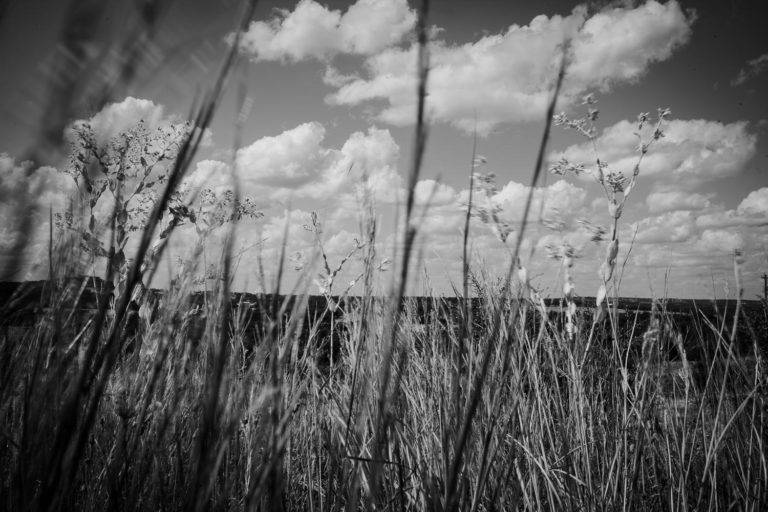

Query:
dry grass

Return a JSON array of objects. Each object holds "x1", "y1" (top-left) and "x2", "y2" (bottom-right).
[{"x1": 2, "y1": 267, "x2": 767, "y2": 511}]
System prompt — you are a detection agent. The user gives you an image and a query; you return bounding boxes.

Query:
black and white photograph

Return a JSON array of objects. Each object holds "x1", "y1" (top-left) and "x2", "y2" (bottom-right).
[{"x1": 1, "y1": 0, "x2": 767, "y2": 509}]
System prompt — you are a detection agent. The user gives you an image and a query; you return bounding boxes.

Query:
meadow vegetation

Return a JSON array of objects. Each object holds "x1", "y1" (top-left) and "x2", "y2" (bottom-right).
[{"x1": 1, "y1": 1, "x2": 767, "y2": 510}]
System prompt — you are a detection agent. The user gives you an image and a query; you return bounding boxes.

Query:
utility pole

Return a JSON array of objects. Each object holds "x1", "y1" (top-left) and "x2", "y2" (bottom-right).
[{"x1": 762, "y1": 273, "x2": 768, "y2": 300}]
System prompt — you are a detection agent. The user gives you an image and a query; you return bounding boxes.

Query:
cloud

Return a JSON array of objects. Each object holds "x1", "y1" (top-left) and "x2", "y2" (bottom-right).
[
  {"x1": 622, "y1": 185, "x2": 768, "y2": 298},
  {"x1": 634, "y1": 186, "x2": 768, "y2": 248},
  {"x1": 413, "y1": 179, "x2": 458, "y2": 207},
  {"x1": 695, "y1": 210, "x2": 768, "y2": 230},
  {"x1": 737, "y1": 187, "x2": 768, "y2": 216},
  {"x1": 70, "y1": 96, "x2": 217, "y2": 153},
  {"x1": 689, "y1": 187, "x2": 768, "y2": 230},
  {"x1": 695, "y1": 229, "x2": 743, "y2": 253},
  {"x1": 628, "y1": 226, "x2": 749, "y2": 273},
  {"x1": 1, "y1": 96, "x2": 195, "y2": 279},
  {"x1": 235, "y1": 0, "x2": 416, "y2": 62},
  {"x1": 185, "y1": 159, "x2": 232, "y2": 192},
  {"x1": 566, "y1": 1, "x2": 694, "y2": 90},
  {"x1": 435, "y1": 178, "x2": 591, "y2": 248},
  {"x1": 551, "y1": 118, "x2": 757, "y2": 189},
  {"x1": 79, "y1": 97, "x2": 168, "y2": 144},
  {"x1": 494, "y1": 179, "x2": 588, "y2": 221},
  {"x1": 633, "y1": 210, "x2": 696, "y2": 244},
  {"x1": 185, "y1": 122, "x2": 403, "y2": 205},
  {"x1": 645, "y1": 190, "x2": 712, "y2": 213},
  {"x1": 731, "y1": 52, "x2": 768, "y2": 87},
  {"x1": 236, "y1": 122, "x2": 331, "y2": 188},
  {"x1": 326, "y1": 1, "x2": 693, "y2": 132},
  {"x1": 0, "y1": 154, "x2": 77, "y2": 276},
  {"x1": 0, "y1": 154, "x2": 73, "y2": 212}
]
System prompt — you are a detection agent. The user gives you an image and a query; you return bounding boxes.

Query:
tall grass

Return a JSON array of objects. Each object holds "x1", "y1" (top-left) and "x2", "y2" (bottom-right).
[
  {"x1": 3, "y1": 257, "x2": 766, "y2": 510},
  {"x1": 1, "y1": 1, "x2": 767, "y2": 511}
]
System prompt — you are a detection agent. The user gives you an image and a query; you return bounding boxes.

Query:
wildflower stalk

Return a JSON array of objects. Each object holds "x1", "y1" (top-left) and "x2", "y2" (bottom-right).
[{"x1": 552, "y1": 99, "x2": 670, "y2": 342}]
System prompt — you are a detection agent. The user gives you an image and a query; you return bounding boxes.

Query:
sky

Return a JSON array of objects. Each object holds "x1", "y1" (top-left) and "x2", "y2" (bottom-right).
[{"x1": 0, "y1": 0, "x2": 767, "y2": 299}]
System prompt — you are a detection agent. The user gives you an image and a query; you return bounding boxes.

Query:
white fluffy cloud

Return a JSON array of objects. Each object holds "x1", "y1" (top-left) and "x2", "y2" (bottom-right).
[
  {"x1": 0, "y1": 154, "x2": 74, "y2": 212},
  {"x1": 0, "y1": 154, "x2": 77, "y2": 277},
  {"x1": 413, "y1": 179, "x2": 458, "y2": 207},
  {"x1": 737, "y1": 187, "x2": 768, "y2": 216},
  {"x1": 551, "y1": 118, "x2": 757, "y2": 189},
  {"x1": 627, "y1": 228, "x2": 747, "y2": 274},
  {"x1": 566, "y1": 1, "x2": 694, "y2": 90},
  {"x1": 622, "y1": 184, "x2": 767, "y2": 298},
  {"x1": 646, "y1": 190, "x2": 713, "y2": 213},
  {"x1": 326, "y1": 1, "x2": 693, "y2": 132},
  {"x1": 1, "y1": 96, "x2": 198, "y2": 278},
  {"x1": 494, "y1": 179, "x2": 588, "y2": 221},
  {"x1": 236, "y1": 0, "x2": 416, "y2": 62},
  {"x1": 70, "y1": 96, "x2": 215, "y2": 150},
  {"x1": 185, "y1": 122, "x2": 403, "y2": 204},
  {"x1": 634, "y1": 210, "x2": 696, "y2": 244},
  {"x1": 695, "y1": 211, "x2": 768, "y2": 230},
  {"x1": 634, "y1": 187, "x2": 768, "y2": 249},
  {"x1": 695, "y1": 229, "x2": 743, "y2": 253},
  {"x1": 236, "y1": 122, "x2": 331, "y2": 188},
  {"x1": 82, "y1": 97, "x2": 167, "y2": 144},
  {"x1": 692, "y1": 187, "x2": 768, "y2": 229}
]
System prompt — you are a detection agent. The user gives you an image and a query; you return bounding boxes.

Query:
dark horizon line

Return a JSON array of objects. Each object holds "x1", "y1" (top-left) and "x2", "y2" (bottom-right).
[{"x1": 0, "y1": 278, "x2": 764, "y2": 305}]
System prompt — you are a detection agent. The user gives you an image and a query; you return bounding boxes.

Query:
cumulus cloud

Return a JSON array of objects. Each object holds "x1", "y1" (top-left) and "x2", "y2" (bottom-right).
[
  {"x1": 413, "y1": 179, "x2": 458, "y2": 207},
  {"x1": 566, "y1": 1, "x2": 694, "y2": 89},
  {"x1": 695, "y1": 211, "x2": 768, "y2": 230},
  {"x1": 1, "y1": 97, "x2": 186, "y2": 278},
  {"x1": 691, "y1": 187, "x2": 768, "y2": 230},
  {"x1": 0, "y1": 154, "x2": 74, "y2": 212},
  {"x1": 695, "y1": 229, "x2": 743, "y2": 253},
  {"x1": 70, "y1": 96, "x2": 217, "y2": 152},
  {"x1": 326, "y1": 1, "x2": 693, "y2": 132},
  {"x1": 646, "y1": 190, "x2": 713, "y2": 213},
  {"x1": 235, "y1": 0, "x2": 416, "y2": 62},
  {"x1": 79, "y1": 97, "x2": 167, "y2": 144},
  {"x1": 731, "y1": 52, "x2": 768, "y2": 87},
  {"x1": 633, "y1": 188, "x2": 767, "y2": 252},
  {"x1": 0, "y1": 154, "x2": 77, "y2": 276},
  {"x1": 185, "y1": 159, "x2": 232, "y2": 192},
  {"x1": 622, "y1": 184, "x2": 768, "y2": 298},
  {"x1": 2, "y1": 96, "x2": 218, "y2": 280},
  {"x1": 185, "y1": 122, "x2": 403, "y2": 205},
  {"x1": 737, "y1": 187, "x2": 768, "y2": 216},
  {"x1": 430, "y1": 178, "x2": 591, "y2": 248},
  {"x1": 236, "y1": 122, "x2": 331, "y2": 188},
  {"x1": 633, "y1": 210, "x2": 696, "y2": 244},
  {"x1": 628, "y1": 226, "x2": 749, "y2": 274},
  {"x1": 551, "y1": 118, "x2": 757, "y2": 189},
  {"x1": 494, "y1": 179, "x2": 588, "y2": 221}
]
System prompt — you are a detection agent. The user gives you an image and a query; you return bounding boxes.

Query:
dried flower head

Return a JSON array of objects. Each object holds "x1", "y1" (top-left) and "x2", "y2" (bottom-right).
[
  {"x1": 289, "y1": 251, "x2": 305, "y2": 271},
  {"x1": 544, "y1": 242, "x2": 578, "y2": 262},
  {"x1": 637, "y1": 112, "x2": 650, "y2": 129},
  {"x1": 605, "y1": 171, "x2": 627, "y2": 193},
  {"x1": 577, "y1": 218, "x2": 607, "y2": 243},
  {"x1": 549, "y1": 157, "x2": 586, "y2": 176},
  {"x1": 542, "y1": 210, "x2": 567, "y2": 232},
  {"x1": 473, "y1": 155, "x2": 488, "y2": 168}
]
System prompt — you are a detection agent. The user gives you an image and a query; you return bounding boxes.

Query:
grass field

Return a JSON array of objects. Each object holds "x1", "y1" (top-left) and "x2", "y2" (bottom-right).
[{"x1": 1, "y1": 273, "x2": 767, "y2": 511}]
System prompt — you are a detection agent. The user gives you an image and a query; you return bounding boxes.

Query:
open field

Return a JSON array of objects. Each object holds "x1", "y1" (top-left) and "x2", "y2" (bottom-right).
[{"x1": 1, "y1": 277, "x2": 767, "y2": 510}]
